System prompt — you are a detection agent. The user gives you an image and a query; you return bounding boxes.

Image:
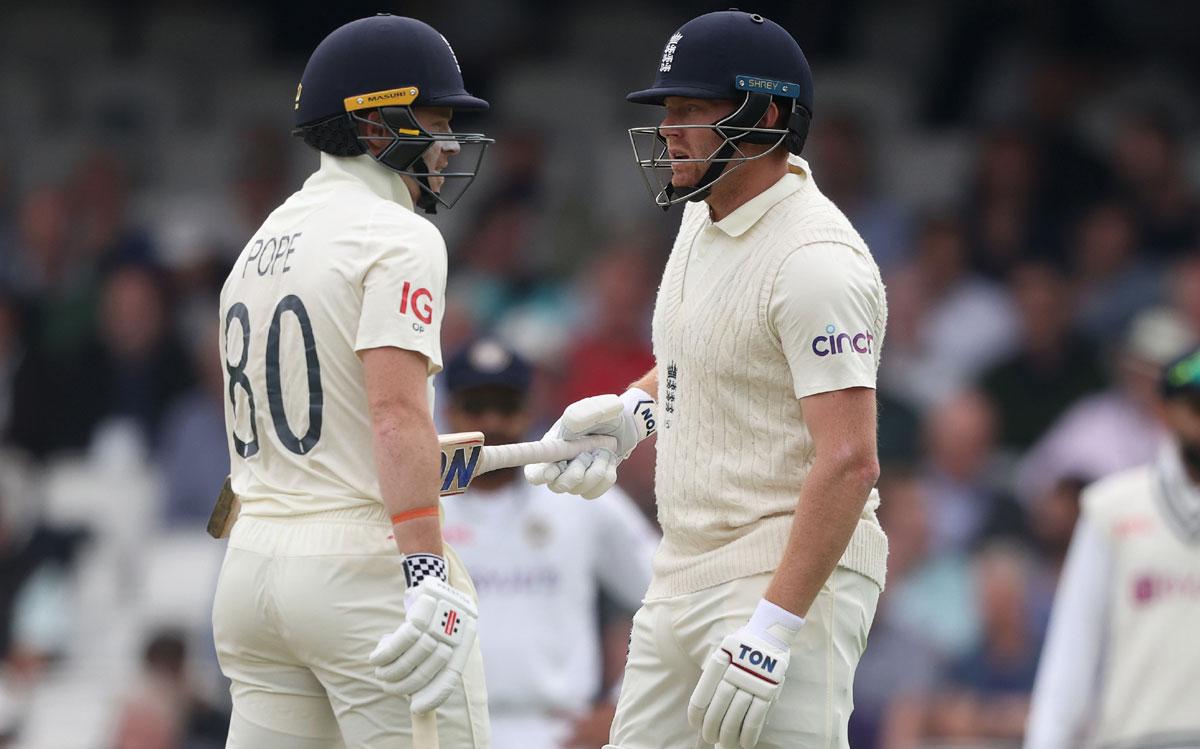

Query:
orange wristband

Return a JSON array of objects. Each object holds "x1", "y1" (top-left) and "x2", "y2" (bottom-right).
[{"x1": 390, "y1": 506, "x2": 439, "y2": 526}]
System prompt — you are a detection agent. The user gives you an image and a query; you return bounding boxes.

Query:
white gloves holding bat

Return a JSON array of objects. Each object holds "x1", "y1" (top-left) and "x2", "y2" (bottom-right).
[
  {"x1": 689, "y1": 599, "x2": 805, "y2": 748},
  {"x1": 370, "y1": 573, "x2": 478, "y2": 714},
  {"x1": 525, "y1": 388, "x2": 657, "y2": 499}
]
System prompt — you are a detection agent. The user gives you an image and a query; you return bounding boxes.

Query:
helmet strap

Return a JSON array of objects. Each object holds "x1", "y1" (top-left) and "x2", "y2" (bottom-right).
[{"x1": 408, "y1": 160, "x2": 441, "y2": 215}]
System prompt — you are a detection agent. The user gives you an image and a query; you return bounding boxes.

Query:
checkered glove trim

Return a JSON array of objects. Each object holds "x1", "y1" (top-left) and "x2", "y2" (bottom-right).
[{"x1": 403, "y1": 553, "x2": 447, "y2": 587}]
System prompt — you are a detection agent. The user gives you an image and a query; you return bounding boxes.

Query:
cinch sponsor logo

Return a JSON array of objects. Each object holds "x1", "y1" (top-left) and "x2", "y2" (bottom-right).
[
  {"x1": 736, "y1": 645, "x2": 779, "y2": 674},
  {"x1": 811, "y1": 324, "x2": 874, "y2": 357}
]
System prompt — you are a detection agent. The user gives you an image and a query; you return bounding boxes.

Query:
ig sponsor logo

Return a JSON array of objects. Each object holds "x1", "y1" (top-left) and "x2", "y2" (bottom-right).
[
  {"x1": 399, "y1": 280, "x2": 434, "y2": 332},
  {"x1": 812, "y1": 324, "x2": 874, "y2": 357}
]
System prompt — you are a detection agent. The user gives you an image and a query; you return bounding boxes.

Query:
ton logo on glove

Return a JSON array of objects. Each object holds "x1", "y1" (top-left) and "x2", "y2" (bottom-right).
[{"x1": 735, "y1": 645, "x2": 779, "y2": 675}]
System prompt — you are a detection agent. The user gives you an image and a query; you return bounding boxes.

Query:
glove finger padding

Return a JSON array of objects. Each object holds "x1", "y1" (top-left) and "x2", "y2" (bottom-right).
[
  {"x1": 701, "y1": 680, "x2": 738, "y2": 745},
  {"x1": 524, "y1": 460, "x2": 564, "y2": 486},
  {"x1": 719, "y1": 690, "x2": 754, "y2": 749},
  {"x1": 691, "y1": 631, "x2": 791, "y2": 748},
  {"x1": 368, "y1": 622, "x2": 422, "y2": 667},
  {"x1": 386, "y1": 640, "x2": 452, "y2": 695},
  {"x1": 576, "y1": 449, "x2": 617, "y2": 499},
  {"x1": 371, "y1": 578, "x2": 478, "y2": 704},
  {"x1": 373, "y1": 627, "x2": 438, "y2": 682},
  {"x1": 548, "y1": 451, "x2": 593, "y2": 494},
  {"x1": 688, "y1": 648, "x2": 728, "y2": 729},
  {"x1": 740, "y1": 698, "x2": 771, "y2": 749},
  {"x1": 411, "y1": 615, "x2": 477, "y2": 713}
]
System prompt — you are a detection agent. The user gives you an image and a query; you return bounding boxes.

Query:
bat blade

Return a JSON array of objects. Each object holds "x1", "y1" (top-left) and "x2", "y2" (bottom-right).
[
  {"x1": 412, "y1": 708, "x2": 439, "y2": 749},
  {"x1": 437, "y1": 432, "x2": 485, "y2": 496}
]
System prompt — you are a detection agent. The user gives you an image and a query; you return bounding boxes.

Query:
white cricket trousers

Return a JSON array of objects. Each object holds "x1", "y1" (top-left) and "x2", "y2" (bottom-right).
[
  {"x1": 212, "y1": 505, "x2": 490, "y2": 748},
  {"x1": 607, "y1": 567, "x2": 879, "y2": 749}
]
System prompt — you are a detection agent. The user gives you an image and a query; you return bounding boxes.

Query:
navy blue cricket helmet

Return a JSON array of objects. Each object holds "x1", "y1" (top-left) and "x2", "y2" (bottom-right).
[
  {"x1": 292, "y1": 14, "x2": 492, "y2": 214},
  {"x1": 627, "y1": 10, "x2": 813, "y2": 208}
]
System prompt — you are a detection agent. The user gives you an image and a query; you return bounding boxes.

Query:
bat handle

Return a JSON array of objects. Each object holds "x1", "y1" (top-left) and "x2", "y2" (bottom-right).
[
  {"x1": 478, "y1": 434, "x2": 620, "y2": 474},
  {"x1": 412, "y1": 707, "x2": 438, "y2": 749}
]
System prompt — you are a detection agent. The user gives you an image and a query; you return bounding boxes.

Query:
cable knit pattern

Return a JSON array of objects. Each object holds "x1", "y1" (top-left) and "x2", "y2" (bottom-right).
[{"x1": 647, "y1": 176, "x2": 888, "y2": 600}]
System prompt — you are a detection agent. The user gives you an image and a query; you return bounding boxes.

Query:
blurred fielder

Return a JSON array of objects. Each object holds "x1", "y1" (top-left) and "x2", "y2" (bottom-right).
[
  {"x1": 439, "y1": 338, "x2": 658, "y2": 749},
  {"x1": 1026, "y1": 346, "x2": 1200, "y2": 748},
  {"x1": 212, "y1": 15, "x2": 492, "y2": 748},
  {"x1": 527, "y1": 11, "x2": 888, "y2": 749}
]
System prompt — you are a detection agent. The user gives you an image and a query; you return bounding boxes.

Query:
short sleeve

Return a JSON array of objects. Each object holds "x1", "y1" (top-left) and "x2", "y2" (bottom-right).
[
  {"x1": 354, "y1": 211, "x2": 447, "y2": 374},
  {"x1": 768, "y1": 242, "x2": 883, "y2": 399}
]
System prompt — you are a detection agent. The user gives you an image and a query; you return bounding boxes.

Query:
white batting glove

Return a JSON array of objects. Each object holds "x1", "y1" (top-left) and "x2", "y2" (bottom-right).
[
  {"x1": 369, "y1": 572, "x2": 478, "y2": 714},
  {"x1": 688, "y1": 599, "x2": 804, "y2": 748},
  {"x1": 524, "y1": 388, "x2": 656, "y2": 499}
]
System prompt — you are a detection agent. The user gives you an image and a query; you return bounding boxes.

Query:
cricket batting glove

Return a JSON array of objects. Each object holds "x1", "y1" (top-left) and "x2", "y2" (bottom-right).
[
  {"x1": 524, "y1": 388, "x2": 656, "y2": 499},
  {"x1": 369, "y1": 570, "x2": 478, "y2": 713},
  {"x1": 688, "y1": 599, "x2": 805, "y2": 748}
]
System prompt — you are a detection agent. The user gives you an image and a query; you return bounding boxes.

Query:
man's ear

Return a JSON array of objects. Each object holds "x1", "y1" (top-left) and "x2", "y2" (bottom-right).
[{"x1": 758, "y1": 101, "x2": 787, "y2": 130}]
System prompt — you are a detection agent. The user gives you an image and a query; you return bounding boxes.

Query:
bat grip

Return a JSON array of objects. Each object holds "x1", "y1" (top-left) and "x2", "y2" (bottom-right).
[{"x1": 478, "y1": 434, "x2": 619, "y2": 474}]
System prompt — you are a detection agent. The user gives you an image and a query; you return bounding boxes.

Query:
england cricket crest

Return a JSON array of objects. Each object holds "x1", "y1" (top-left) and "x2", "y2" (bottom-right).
[{"x1": 660, "y1": 32, "x2": 682, "y2": 72}]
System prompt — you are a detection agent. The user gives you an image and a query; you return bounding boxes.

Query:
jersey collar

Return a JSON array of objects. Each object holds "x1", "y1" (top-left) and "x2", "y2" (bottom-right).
[
  {"x1": 711, "y1": 156, "x2": 809, "y2": 238},
  {"x1": 317, "y1": 153, "x2": 416, "y2": 212}
]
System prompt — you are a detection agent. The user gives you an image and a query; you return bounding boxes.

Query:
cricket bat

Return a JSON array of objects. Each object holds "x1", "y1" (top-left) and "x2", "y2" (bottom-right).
[
  {"x1": 412, "y1": 708, "x2": 438, "y2": 749},
  {"x1": 206, "y1": 431, "x2": 618, "y2": 537}
]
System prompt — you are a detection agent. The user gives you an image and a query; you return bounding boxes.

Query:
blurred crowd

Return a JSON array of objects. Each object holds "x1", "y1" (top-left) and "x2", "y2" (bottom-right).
[{"x1": 1, "y1": 1, "x2": 1199, "y2": 747}]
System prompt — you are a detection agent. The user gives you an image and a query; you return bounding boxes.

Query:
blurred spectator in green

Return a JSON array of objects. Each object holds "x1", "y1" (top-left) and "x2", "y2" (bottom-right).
[
  {"x1": 982, "y1": 260, "x2": 1107, "y2": 450},
  {"x1": 807, "y1": 111, "x2": 913, "y2": 272},
  {"x1": 8, "y1": 264, "x2": 192, "y2": 459},
  {"x1": 9, "y1": 186, "x2": 98, "y2": 357},
  {"x1": 1071, "y1": 201, "x2": 1163, "y2": 341},
  {"x1": 1112, "y1": 110, "x2": 1199, "y2": 256}
]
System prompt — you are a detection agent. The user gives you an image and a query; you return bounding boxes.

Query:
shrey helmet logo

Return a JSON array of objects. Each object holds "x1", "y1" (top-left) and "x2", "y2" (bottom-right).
[{"x1": 660, "y1": 32, "x2": 682, "y2": 72}]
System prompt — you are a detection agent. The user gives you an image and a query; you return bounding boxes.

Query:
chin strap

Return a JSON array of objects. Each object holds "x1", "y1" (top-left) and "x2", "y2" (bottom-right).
[{"x1": 408, "y1": 160, "x2": 440, "y2": 214}]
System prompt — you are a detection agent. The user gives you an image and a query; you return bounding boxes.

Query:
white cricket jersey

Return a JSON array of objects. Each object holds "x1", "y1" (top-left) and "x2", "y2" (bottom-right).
[
  {"x1": 219, "y1": 153, "x2": 446, "y2": 516},
  {"x1": 648, "y1": 157, "x2": 888, "y2": 599},
  {"x1": 439, "y1": 478, "x2": 657, "y2": 714},
  {"x1": 1025, "y1": 444, "x2": 1200, "y2": 749}
]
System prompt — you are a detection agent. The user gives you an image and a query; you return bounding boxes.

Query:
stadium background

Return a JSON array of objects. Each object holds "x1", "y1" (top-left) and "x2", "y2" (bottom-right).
[{"x1": 1, "y1": 0, "x2": 1199, "y2": 746}]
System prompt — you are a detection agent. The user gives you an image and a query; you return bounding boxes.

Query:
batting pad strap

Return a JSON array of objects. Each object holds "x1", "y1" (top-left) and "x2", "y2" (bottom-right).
[
  {"x1": 403, "y1": 553, "x2": 448, "y2": 587},
  {"x1": 391, "y1": 506, "x2": 440, "y2": 526}
]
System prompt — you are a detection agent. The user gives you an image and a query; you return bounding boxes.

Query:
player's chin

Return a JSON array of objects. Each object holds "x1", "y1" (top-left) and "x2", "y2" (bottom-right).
[{"x1": 669, "y1": 168, "x2": 701, "y2": 189}]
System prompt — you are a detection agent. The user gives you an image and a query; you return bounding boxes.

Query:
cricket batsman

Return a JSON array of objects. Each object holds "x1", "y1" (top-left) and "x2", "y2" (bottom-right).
[
  {"x1": 212, "y1": 15, "x2": 492, "y2": 747},
  {"x1": 1025, "y1": 346, "x2": 1200, "y2": 748},
  {"x1": 526, "y1": 10, "x2": 888, "y2": 749}
]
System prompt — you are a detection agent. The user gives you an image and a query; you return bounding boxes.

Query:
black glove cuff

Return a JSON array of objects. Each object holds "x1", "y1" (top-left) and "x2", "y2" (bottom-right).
[{"x1": 403, "y1": 553, "x2": 448, "y2": 588}]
